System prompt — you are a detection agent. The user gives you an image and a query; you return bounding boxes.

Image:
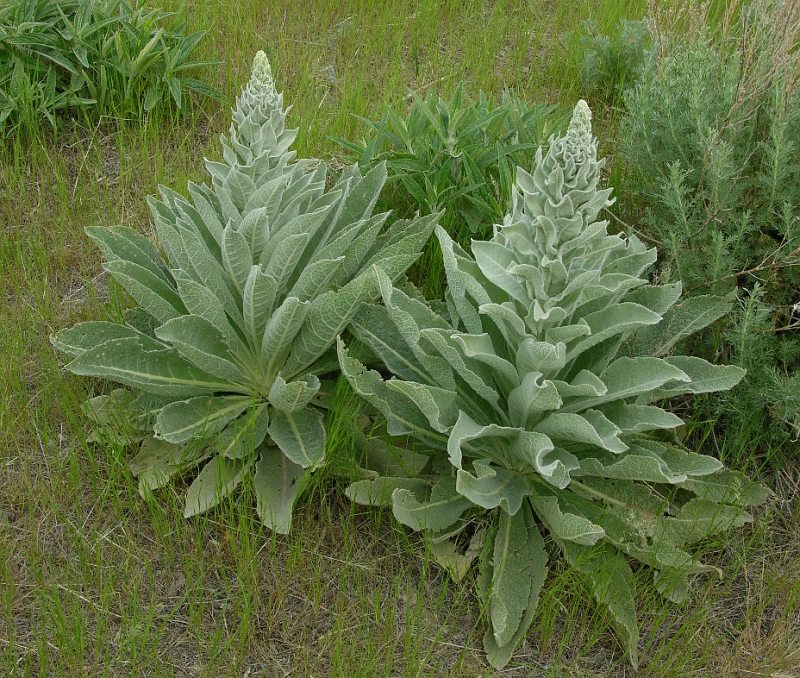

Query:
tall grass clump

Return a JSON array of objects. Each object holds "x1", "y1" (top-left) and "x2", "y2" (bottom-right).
[
  {"x1": 619, "y1": 0, "x2": 800, "y2": 452},
  {"x1": 0, "y1": 0, "x2": 220, "y2": 139},
  {"x1": 579, "y1": 18, "x2": 650, "y2": 106}
]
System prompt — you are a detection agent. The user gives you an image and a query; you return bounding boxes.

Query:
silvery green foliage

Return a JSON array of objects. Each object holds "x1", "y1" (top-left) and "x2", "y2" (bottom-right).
[
  {"x1": 338, "y1": 100, "x2": 765, "y2": 668},
  {"x1": 52, "y1": 52, "x2": 437, "y2": 534}
]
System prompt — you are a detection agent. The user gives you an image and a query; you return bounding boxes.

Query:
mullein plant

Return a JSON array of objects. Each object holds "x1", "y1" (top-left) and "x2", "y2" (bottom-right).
[
  {"x1": 338, "y1": 101, "x2": 766, "y2": 668},
  {"x1": 52, "y1": 52, "x2": 437, "y2": 534}
]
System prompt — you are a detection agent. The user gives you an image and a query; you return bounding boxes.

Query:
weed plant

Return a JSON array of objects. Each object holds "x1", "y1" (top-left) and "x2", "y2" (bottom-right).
[
  {"x1": 0, "y1": 0, "x2": 219, "y2": 140},
  {"x1": 337, "y1": 86, "x2": 566, "y2": 295}
]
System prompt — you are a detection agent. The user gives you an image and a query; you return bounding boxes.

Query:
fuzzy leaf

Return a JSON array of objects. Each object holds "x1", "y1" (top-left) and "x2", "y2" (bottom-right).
[
  {"x1": 155, "y1": 395, "x2": 252, "y2": 444},
  {"x1": 346, "y1": 477, "x2": 430, "y2": 506},
  {"x1": 268, "y1": 373, "x2": 321, "y2": 413},
  {"x1": 268, "y1": 407, "x2": 326, "y2": 469},
  {"x1": 253, "y1": 445, "x2": 307, "y2": 534},
  {"x1": 456, "y1": 460, "x2": 529, "y2": 515},
  {"x1": 155, "y1": 315, "x2": 247, "y2": 383},
  {"x1": 183, "y1": 455, "x2": 254, "y2": 518},
  {"x1": 66, "y1": 337, "x2": 235, "y2": 396},
  {"x1": 482, "y1": 503, "x2": 547, "y2": 667},
  {"x1": 213, "y1": 404, "x2": 270, "y2": 459},
  {"x1": 391, "y1": 477, "x2": 472, "y2": 532}
]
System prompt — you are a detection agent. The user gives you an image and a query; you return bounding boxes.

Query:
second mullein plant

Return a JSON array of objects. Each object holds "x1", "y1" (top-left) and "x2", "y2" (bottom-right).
[
  {"x1": 53, "y1": 53, "x2": 765, "y2": 668},
  {"x1": 338, "y1": 101, "x2": 766, "y2": 667},
  {"x1": 52, "y1": 52, "x2": 437, "y2": 534}
]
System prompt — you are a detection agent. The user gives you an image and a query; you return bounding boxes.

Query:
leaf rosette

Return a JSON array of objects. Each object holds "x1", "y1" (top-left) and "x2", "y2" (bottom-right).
[
  {"x1": 52, "y1": 51, "x2": 437, "y2": 534},
  {"x1": 338, "y1": 100, "x2": 766, "y2": 667}
]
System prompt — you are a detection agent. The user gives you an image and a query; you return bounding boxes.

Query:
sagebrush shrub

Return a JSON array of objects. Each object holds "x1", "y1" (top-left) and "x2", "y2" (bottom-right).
[
  {"x1": 0, "y1": 0, "x2": 220, "y2": 138},
  {"x1": 619, "y1": 9, "x2": 800, "y2": 446},
  {"x1": 52, "y1": 52, "x2": 437, "y2": 533},
  {"x1": 338, "y1": 101, "x2": 765, "y2": 668}
]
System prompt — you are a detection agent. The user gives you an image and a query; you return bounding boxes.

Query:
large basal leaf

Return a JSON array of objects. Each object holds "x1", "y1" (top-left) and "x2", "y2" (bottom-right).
[
  {"x1": 253, "y1": 445, "x2": 308, "y2": 534},
  {"x1": 558, "y1": 540, "x2": 640, "y2": 667},
  {"x1": 481, "y1": 503, "x2": 548, "y2": 668},
  {"x1": 391, "y1": 477, "x2": 473, "y2": 532},
  {"x1": 267, "y1": 406, "x2": 326, "y2": 469},
  {"x1": 66, "y1": 337, "x2": 239, "y2": 396},
  {"x1": 155, "y1": 395, "x2": 253, "y2": 444},
  {"x1": 183, "y1": 455, "x2": 254, "y2": 518}
]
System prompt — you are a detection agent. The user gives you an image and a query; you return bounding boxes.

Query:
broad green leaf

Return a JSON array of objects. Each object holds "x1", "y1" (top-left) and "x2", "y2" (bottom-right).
[
  {"x1": 678, "y1": 470, "x2": 769, "y2": 506},
  {"x1": 537, "y1": 410, "x2": 627, "y2": 454},
  {"x1": 104, "y1": 260, "x2": 185, "y2": 323},
  {"x1": 253, "y1": 445, "x2": 307, "y2": 534},
  {"x1": 338, "y1": 339, "x2": 448, "y2": 448},
  {"x1": 482, "y1": 503, "x2": 547, "y2": 667},
  {"x1": 631, "y1": 293, "x2": 734, "y2": 357},
  {"x1": 576, "y1": 440, "x2": 722, "y2": 484},
  {"x1": 377, "y1": 269, "x2": 456, "y2": 389},
  {"x1": 652, "y1": 499, "x2": 751, "y2": 546},
  {"x1": 357, "y1": 435, "x2": 430, "y2": 477},
  {"x1": 426, "y1": 528, "x2": 486, "y2": 582},
  {"x1": 557, "y1": 541, "x2": 639, "y2": 667},
  {"x1": 129, "y1": 437, "x2": 195, "y2": 494},
  {"x1": 566, "y1": 357, "x2": 690, "y2": 411},
  {"x1": 420, "y1": 327, "x2": 501, "y2": 414},
  {"x1": 286, "y1": 269, "x2": 379, "y2": 375},
  {"x1": 508, "y1": 372, "x2": 562, "y2": 427},
  {"x1": 649, "y1": 356, "x2": 746, "y2": 398},
  {"x1": 516, "y1": 431, "x2": 576, "y2": 489},
  {"x1": 569, "y1": 303, "x2": 662, "y2": 359},
  {"x1": 529, "y1": 493, "x2": 604, "y2": 545},
  {"x1": 221, "y1": 221, "x2": 253, "y2": 293},
  {"x1": 155, "y1": 395, "x2": 252, "y2": 444},
  {"x1": 242, "y1": 266, "x2": 277, "y2": 349},
  {"x1": 261, "y1": 296, "x2": 309, "y2": 380},
  {"x1": 624, "y1": 282, "x2": 682, "y2": 315},
  {"x1": 214, "y1": 404, "x2": 270, "y2": 459},
  {"x1": 268, "y1": 373, "x2": 320, "y2": 413},
  {"x1": 288, "y1": 256, "x2": 344, "y2": 301},
  {"x1": 66, "y1": 337, "x2": 237, "y2": 396},
  {"x1": 268, "y1": 406, "x2": 326, "y2": 469},
  {"x1": 346, "y1": 477, "x2": 430, "y2": 506},
  {"x1": 183, "y1": 455, "x2": 254, "y2": 518},
  {"x1": 456, "y1": 459, "x2": 529, "y2": 514},
  {"x1": 155, "y1": 315, "x2": 247, "y2": 383},
  {"x1": 52, "y1": 321, "x2": 163, "y2": 357},
  {"x1": 391, "y1": 477, "x2": 472, "y2": 532},
  {"x1": 351, "y1": 304, "x2": 437, "y2": 384},
  {"x1": 452, "y1": 333, "x2": 520, "y2": 391},
  {"x1": 172, "y1": 272, "x2": 247, "y2": 356},
  {"x1": 385, "y1": 379, "x2": 458, "y2": 433},
  {"x1": 447, "y1": 409, "x2": 519, "y2": 468},
  {"x1": 85, "y1": 225, "x2": 167, "y2": 280},
  {"x1": 599, "y1": 402, "x2": 683, "y2": 434},
  {"x1": 262, "y1": 232, "x2": 309, "y2": 291},
  {"x1": 472, "y1": 240, "x2": 528, "y2": 304}
]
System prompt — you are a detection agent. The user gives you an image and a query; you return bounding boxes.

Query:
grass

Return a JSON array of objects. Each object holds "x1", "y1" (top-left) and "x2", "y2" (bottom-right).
[{"x1": 1, "y1": 0, "x2": 798, "y2": 675}]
